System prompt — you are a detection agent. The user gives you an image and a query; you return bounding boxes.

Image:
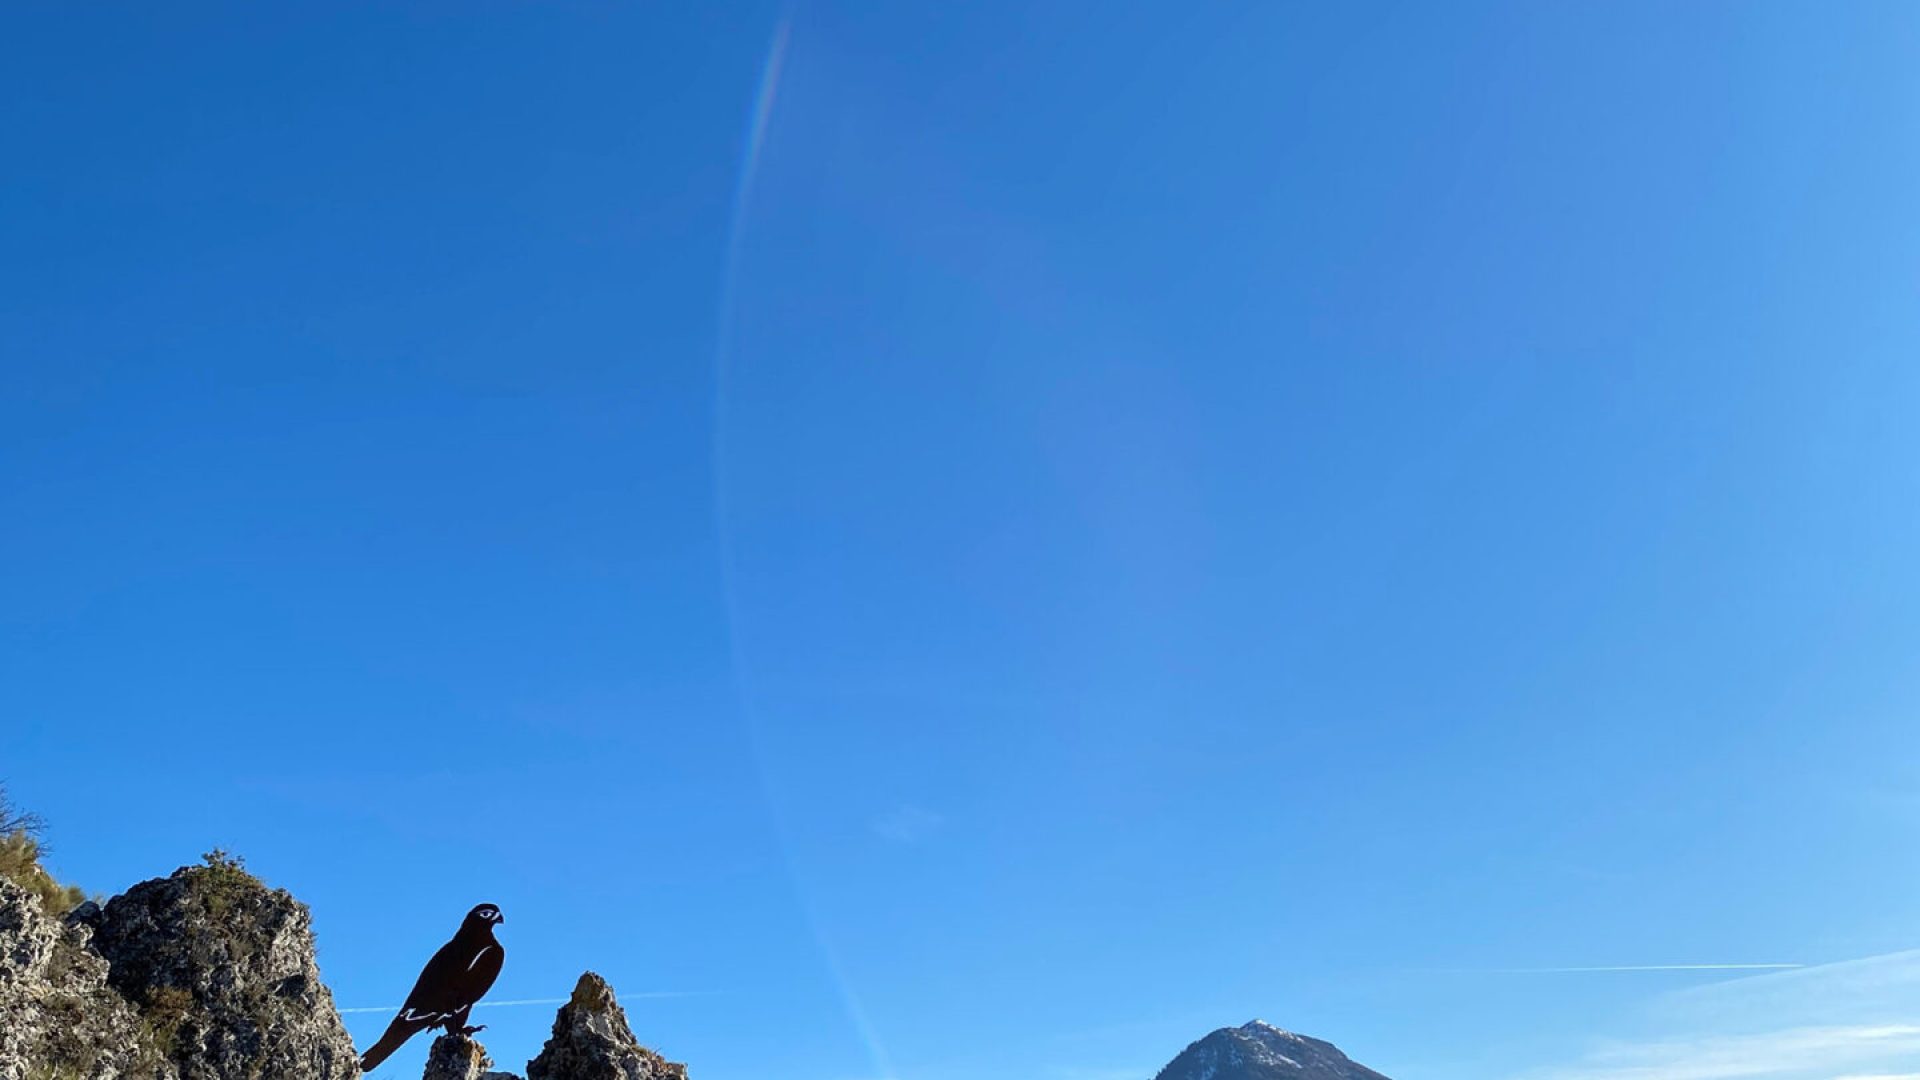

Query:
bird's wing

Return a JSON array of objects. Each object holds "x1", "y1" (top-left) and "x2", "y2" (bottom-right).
[
  {"x1": 399, "y1": 937, "x2": 473, "y2": 1016},
  {"x1": 460, "y1": 941, "x2": 505, "y2": 1007},
  {"x1": 360, "y1": 933, "x2": 490, "y2": 1070}
]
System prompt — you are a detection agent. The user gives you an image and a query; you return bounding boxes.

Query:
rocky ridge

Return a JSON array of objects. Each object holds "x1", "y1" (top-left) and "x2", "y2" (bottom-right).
[
  {"x1": 0, "y1": 876, "x2": 172, "y2": 1080},
  {"x1": 76, "y1": 855, "x2": 359, "y2": 1080},
  {"x1": 0, "y1": 855, "x2": 687, "y2": 1080}
]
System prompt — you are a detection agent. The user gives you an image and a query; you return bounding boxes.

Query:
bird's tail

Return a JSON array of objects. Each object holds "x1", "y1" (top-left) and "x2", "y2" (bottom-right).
[{"x1": 357, "y1": 1015, "x2": 428, "y2": 1073}]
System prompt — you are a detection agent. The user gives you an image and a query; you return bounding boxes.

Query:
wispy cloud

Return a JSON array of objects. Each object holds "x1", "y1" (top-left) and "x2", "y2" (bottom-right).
[
  {"x1": 871, "y1": 804, "x2": 945, "y2": 844},
  {"x1": 1525, "y1": 951, "x2": 1920, "y2": 1080},
  {"x1": 1530, "y1": 1025, "x2": 1920, "y2": 1080},
  {"x1": 1490, "y1": 964, "x2": 1805, "y2": 974}
]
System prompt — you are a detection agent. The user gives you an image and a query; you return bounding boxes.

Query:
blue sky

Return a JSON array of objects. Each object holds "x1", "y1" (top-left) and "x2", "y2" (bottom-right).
[{"x1": 4, "y1": 4, "x2": 1920, "y2": 1079}]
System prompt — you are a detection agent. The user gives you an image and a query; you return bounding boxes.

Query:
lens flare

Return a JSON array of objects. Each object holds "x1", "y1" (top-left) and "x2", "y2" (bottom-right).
[{"x1": 708, "y1": 15, "x2": 899, "y2": 1080}]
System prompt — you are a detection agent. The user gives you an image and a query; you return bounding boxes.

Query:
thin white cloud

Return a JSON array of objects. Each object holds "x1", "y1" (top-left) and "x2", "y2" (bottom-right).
[
  {"x1": 1664, "y1": 950, "x2": 1920, "y2": 1025},
  {"x1": 1525, "y1": 951, "x2": 1920, "y2": 1080},
  {"x1": 871, "y1": 804, "x2": 945, "y2": 844},
  {"x1": 1529, "y1": 1025, "x2": 1920, "y2": 1080},
  {"x1": 1493, "y1": 964, "x2": 1805, "y2": 974}
]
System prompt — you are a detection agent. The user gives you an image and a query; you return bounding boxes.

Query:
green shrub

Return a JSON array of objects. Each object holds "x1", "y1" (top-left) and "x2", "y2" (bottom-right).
[
  {"x1": 139, "y1": 984, "x2": 196, "y2": 1057},
  {"x1": 188, "y1": 847, "x2": 264, "y2": 918}
]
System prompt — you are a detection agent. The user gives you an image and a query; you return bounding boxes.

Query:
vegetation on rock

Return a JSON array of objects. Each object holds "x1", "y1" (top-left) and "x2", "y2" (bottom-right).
[
  {"x1": 1, "y1": 788, "x2": 696, "y2": 1080},
  {"x1": 0, "y1": 783, "x2": 86, "y2": 916}
]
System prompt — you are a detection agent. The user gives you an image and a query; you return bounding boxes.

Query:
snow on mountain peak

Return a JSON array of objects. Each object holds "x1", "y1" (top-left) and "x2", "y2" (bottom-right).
[{"x1": 1151, "y1": 1020, "x2": 1391, "y2": 1080}]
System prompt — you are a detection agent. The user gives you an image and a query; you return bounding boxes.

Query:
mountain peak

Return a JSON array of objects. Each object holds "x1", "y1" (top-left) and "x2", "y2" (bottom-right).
[
  {"x1": 1239, "y1": 1020, "x2": 1293, "y2": 1036},
  {"x1": 1152, "y1": 1020, "x2": 1390, "y2": 1080}
]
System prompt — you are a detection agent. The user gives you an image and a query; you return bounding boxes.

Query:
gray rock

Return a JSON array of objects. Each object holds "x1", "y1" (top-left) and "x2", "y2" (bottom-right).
[
  {"x1": 0, "y1": 876, "x2": 173, "y2": 1080},
  {"x1": 1153, "y1": 1021, "x2": 1390, "y2": 1080},
  {"x1": 527, "y1": 972, "x2": 687, "y2": 1080},
  {"x1": 2, "y1": 860, "x2": 700, "y2": 1080},
  {"x1": 87, "y1": 856, "x2": 360, "y2": 1080},
  {"x1": 423, "y1": 1032, "x2": 522, "y2": 1080}
]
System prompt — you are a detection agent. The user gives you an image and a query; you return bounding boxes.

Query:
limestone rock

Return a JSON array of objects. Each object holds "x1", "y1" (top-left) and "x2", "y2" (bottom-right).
[
  {"x1": 527, "y1": 972, "x2": 687, "y2": 1080},
  {"x1": 0, "y1": 877, "x2": 172, "y2": 1080},
  {"x1": 86, "y1": 856, "x2": 360, "y2": 1079},
  {"x1": 423, "y1": 1032, "x2": 521, "y2": 1080},
  {"x1": 2, "y1": 857, "x2": 701, "y2": 1080}
]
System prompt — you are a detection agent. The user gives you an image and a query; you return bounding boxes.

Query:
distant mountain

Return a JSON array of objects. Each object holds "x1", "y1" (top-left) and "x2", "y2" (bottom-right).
[{"x1": 1152, "y1": 1020, "x2": 1390, "y2": 1080}]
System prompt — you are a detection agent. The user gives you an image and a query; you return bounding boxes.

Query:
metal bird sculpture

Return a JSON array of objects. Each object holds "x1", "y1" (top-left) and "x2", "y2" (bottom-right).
[{"x1": 357, "y1": 903, "x2": 506, "y2": 1072}]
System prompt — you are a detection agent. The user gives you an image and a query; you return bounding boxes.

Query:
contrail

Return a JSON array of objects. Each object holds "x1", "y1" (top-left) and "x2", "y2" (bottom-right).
[
  {"x1": 338, "y1": 998, "x2": 566, "y2": 1015},
  {"x1": 338, "y1": 992, "x2": 713, "y2": 1015}
]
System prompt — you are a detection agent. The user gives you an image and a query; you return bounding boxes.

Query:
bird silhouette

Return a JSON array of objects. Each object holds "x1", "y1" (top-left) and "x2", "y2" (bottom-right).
[{"x1": 357, "y1": 902, "x2": 506, "y2": 1072}]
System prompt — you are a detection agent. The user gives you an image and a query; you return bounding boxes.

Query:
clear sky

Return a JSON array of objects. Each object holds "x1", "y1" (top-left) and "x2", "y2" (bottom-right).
[{"x1": 4, "y1": 4, "x2": 1920, "y2": 1079}]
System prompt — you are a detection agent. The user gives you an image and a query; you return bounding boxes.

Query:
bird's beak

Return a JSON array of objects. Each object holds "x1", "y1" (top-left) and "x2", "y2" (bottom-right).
[{"x1": 494, "y1": 913, "x2": 505, "y2": 924}]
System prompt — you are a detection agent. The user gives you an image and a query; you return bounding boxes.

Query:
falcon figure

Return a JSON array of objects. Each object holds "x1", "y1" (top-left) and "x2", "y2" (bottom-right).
[{"x1": 357, "y1": 903, "x2": 506, "y2": 1072}]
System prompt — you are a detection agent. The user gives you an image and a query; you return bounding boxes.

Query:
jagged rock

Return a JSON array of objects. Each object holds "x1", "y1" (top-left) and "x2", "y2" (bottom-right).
[
  {"x1": 0, "y1": 876, "x2": 174, "y2": 1080},
  {"x1": 527, "y1": 972, "x2": 687, "y2": 1080},
  {"x1": 1153, "y1": 1020, "x2": 1389, "y2": 1080},
  {"x1": 86, "y1": 856, "x2": 360, "y2": 1080},
  {"x1": 423, "y1": 1032, "x2": 522, "y2": 1080},
  {"x1": 4, "y1": 857, "x2": 701, "y2": 1080}
]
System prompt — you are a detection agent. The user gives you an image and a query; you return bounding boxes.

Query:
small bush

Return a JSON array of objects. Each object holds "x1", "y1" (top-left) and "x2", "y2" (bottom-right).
[
  {"x1": 140, "y1": 984, "x2": 196, "y2": 1057},
  {"x1": 0, "y1": 831, "x2": 86, "y2": 913},
  {"x1": 188, "y1": 847, "x2": 264, "y2": 918},
  {"x1": 0, "y1": 783, "x2": 87, "y2": 915}
]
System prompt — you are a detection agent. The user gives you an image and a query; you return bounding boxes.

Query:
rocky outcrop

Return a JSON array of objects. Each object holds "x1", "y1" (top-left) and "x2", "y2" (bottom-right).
[
  {"x1": 1153, "y1": 1020, "x2": 1389, "y2": 1080},
  {"x1": 81, "y1": 855, "x2": 360, "y2": 1080},
  {"x1": 526, "y1": 973, "x2": 687, "y2": 1080},
  {"x1": 423, "y1": 1033, "x2": 521, "y2": 1080},
  {"x1": 0, "y1": 877, "x2": 172, "y2": 1080},
  {"x1": 2, "y1": 847, "x2": 694, "y2": 1080}
]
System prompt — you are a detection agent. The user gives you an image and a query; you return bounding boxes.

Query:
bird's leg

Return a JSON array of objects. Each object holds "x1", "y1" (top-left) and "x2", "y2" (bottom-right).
[{"x1": 445, "y1": 1005, "x2": 485, "y2": 1037}]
